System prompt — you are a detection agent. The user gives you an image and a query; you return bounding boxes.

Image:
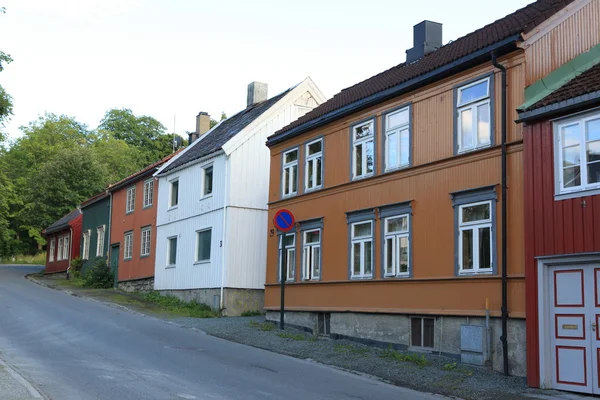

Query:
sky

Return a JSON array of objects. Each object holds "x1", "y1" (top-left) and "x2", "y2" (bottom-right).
[{"x1": 0, "y1": 0, "x2": 532, "y2": 140}]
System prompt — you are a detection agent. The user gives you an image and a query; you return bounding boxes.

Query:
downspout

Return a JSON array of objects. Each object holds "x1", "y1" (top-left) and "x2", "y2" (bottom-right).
[
  {"x1": 219, "y1": 156, "x2": 230, "y2": 312},
  {"x1": 67, "y1": 226, "x2": 73, "y2": 280},
  {"x1": 492, "y1": 51, "x2": 509, "y2": 376},
  {"x1": 108, "y1": 191, "x2": 114, "y2": 287}
]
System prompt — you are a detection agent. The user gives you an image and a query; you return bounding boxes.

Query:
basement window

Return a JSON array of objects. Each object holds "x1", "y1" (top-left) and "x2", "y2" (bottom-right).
[
  {"x1": 411, "y1": 317, "x2": 434, "y2": 348},
  {"x1": 317, "y1": 312, "x2": 331, "y2": 336}
]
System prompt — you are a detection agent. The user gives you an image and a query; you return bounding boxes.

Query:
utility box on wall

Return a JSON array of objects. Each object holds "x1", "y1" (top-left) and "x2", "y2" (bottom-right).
[{"x1": 460, "y1": 324, "x2": 490, "y2": 366}]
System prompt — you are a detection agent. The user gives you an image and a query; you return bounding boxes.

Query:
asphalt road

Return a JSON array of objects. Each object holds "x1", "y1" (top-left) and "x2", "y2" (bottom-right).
[{"x1": 0, "y1": 265, "x2": 444, "y2": 400}]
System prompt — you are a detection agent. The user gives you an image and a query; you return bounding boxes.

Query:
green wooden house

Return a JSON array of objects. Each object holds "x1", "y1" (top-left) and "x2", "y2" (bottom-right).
[{"x1": 80, "y1": 191, "x2": 111, "y2": 273}]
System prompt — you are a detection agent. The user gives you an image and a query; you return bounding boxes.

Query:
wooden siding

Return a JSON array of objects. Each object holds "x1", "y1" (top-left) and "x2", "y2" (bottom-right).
[
  {"x1": 524, "y1": 0, "x2": 600, "y2": 85},
  {"x1": 81, "y1": 197, "x2": 111, "y2": 271},
  {"x1": 44, "y1": 215, "x2": 82, "y2": 274}
]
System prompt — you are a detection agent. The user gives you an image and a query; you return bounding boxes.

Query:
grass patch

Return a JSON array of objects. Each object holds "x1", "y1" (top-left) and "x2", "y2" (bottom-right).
[
  {"x1": 142, "y1": 291, "x2": 219, "y2": 318},
  {"x1": 248, "y1": 320, "x2": 276, "y2": 331},
  {"x1": 380, "y1": 347, "x2": 428, "y2": 368},
  {"x1": 334, "y1": 344, "x2": 370, "y2": 355},
  {"x1": 241, "y1": 310, "x2": 263, "y2": 317},
  {"x1": 55, "y1": 276, "x2": 85, "y2": 288},
  {"x1": 277, "y1": 332, "x2": 305, "y2": 341},
  {"x1": 0, "y1": 253, "x2": 46, "y2": 265}
]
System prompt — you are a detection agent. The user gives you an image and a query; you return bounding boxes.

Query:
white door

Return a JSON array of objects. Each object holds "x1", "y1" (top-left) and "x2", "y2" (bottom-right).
[{"x1": 550, "y1": 265, "x2": 600, "y2": 394}]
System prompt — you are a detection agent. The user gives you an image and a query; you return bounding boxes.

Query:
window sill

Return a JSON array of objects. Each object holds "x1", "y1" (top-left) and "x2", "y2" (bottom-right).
[
  {"x1": 384, "y1": 165, "x2": 410, "y2": 174},
  {"x1": 304, "y1": 186, "x2": 323, "y2": 194},
  {"x1": 200, "y1": 194, "x2": 213, "y2": 200},
  {"x1": 456, "y1": 144, "x2": 491, "y2": 155},
  {"x1": 193, "y1": 260, "x2": 211, "y2": 265},
  {"x1": 281, "y1": 193, "x2": 298, "y2": 200},
  {"x1": 352, "y1": 174, "x2": 374, "y2": 182},
  {"x1": 165, "y1": 265, "x2": 176, "y2": 269},
  {"x1": 384, "y1": 274, "x2": 411, "y2": 279},
  {"x1": 555, "y1": 186, "x2": 600, "y2": 201},
  {"x1": 168, "y1": 206, "x2": 179, "y2": 211},
  {"x1": 124, "y1": 258, "x2": 132, "y2": 262},
  {"x1": 350, "y1": 275, "x2": 373, "y2": 280},
  {"x1": 126, "y1": 211, "x2": 134, "y2": 215},
  {"x1": 140, "y1": 254, "x2": 151, "y2": 259},
  {"x1": 142, "y1": 204, "x2": 153, "y2": 209},
  {"x1": 458, "y1": 270, "x2": 493, "y2": 276}
]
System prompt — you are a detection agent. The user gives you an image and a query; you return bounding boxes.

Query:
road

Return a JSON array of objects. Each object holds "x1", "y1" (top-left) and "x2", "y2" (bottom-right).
[{"x1": 0, "y1": 265, "x2": 443, "y2": 400}]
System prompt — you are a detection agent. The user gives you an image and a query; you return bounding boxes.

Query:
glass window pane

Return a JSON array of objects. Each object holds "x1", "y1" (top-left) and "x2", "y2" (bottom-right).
[
  {"x1": 563, "y1": 145, "x2": 581, "y2": 167},
  {"x1": 563, "y1": 166, "x2": 581, "y2": 188},
  {"x1": 285, "y1": 150, "x2": 298, "y2": 163},
  {"x1": 399, "y1": 236, "x2": 409, "y2": 273},
  {"x1": 283, "y1": 234, "x2": 294, "y2": 247},
  {"x1": 587, "y1": 119, "x2": 600, "y2": 142},
  {"x1": 477, "y1": 104, "x2": 490, "y2": 145},
  {"x1": 308, "y1": 141, "x2": 322, "y2": 155},
  {"x1": 478, "y1": 227, "x2": 491, "y2": 270},
  {"x1": 459, "y1": 80, "x2": 488, "y2": 105},
  {"x1": 461, "y1": 203, "x2": 490, "y2": 223},
  {"x1": 313, "y1": 247, "x2": 320, "y2": 278},
  {"x1": 587, "y1": 141, "x2": 600, "y2": 163},
  {"x1": 387, "y1": 132, "x2": 398, "y2": 169},
  {"x1": 355, "y1": 122, "x2": 373, "y2": 140},
  {"x1": 460, "y1": 109, "x2": 474, "y2": 149},
  {"x1": 284, "y1": 168, "x2": 290, "y2": 195},
  {"x1": 423, "y1": 318, "x2": 435, "y2": 348},
  {"x1": 353, "y1": 243, "x2": 361, "y2": 275},
  {"x1": 387, "y1": 108, "x2": 409, "y2": 129},
  {"x1": 462, "y1": 229, "x2": 473, "y2": 270},
  {"x1": 563, "y1": 124, "x2": 580, "y2": 146},
  {"x1": 171, "y1": 181, "x2": 179, "y2": 206},
  {"x1": 366, "y1": 141, "x2": 374, "y2": 173},
  {"x1": 169, "y1": 238, "x2": 177, "y2": 265},
  {"x1": 316, "y1": 158, "x2": 322, "y2": 187},
  {"x1": 307, "y1": 159, "x2": 314, "y2": 188},
  {"x1": 400, "y1": 129, "x2": 409, "y2": 166},
  {"x1": 292, "y1": 165, "x2": 297, "y2": 193},
  {"x1": 588, "y1": 162, "x2": 600, "y2": 184},
  {"x1": 353, "y1": 222, "x2": 372, "y2": 237},
  {"x1": 385, "y1": 238, "x2": 394, "y2": 274},
  {"x1": 364, "y1": 241, "x2": 372, "y2": 275},
  {"x1": 411, "y1": 318, "x2": 422, "y2": 347},
  {"x1": 197, "y1": 230, "x2": 211, "y2": 261},
  {"x1": 387, "y1": 216, "x2": 408, "y2": 233},
  {"x1": 305, "y1": 230, "x2": 320, "y2": 243},
  {"x1": 355, "y1": 143, "x2": 363, "y2": 176},
  {"x1": 204, "y1": 167, "x2": 213, "y2": 195},
  {"x1": 287, "y1": 249, "x2": 295, "y2": 280}
]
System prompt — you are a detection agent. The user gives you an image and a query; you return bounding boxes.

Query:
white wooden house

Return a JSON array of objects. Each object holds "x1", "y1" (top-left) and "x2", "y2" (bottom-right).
[{"x1": 153, "y1": 79, "x2": 326, "y2": 315}]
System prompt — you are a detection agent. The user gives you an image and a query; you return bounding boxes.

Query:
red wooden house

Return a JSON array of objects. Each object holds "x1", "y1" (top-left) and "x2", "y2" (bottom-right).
[{"x1": 42, "y1": 208, "x2": 82, "y2": 274}]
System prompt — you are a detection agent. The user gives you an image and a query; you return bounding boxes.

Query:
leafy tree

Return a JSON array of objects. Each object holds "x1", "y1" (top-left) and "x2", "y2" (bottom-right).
[
  {"x1": 210, "y1": 111, "x2": 227, "y2": 129},
  {"x1": 0, "y1": 8, "x2": 13, "y2": 139},
  {"x1": 91, "y1": 132, "x2": 143, "y2": 184}
]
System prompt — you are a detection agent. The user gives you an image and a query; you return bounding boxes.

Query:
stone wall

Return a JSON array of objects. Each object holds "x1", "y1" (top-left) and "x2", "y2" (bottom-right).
[
  {"x1": 158, "y1": 287, "x2": 265, "y2": 316},
  {"x1": 118, "y1": 277, "x2": 154, "y2": 293}
]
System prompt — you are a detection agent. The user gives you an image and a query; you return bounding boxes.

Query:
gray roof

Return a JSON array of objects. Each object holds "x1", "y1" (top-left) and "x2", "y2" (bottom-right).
[
  {"x1": 161, "y1": 88, "x2": 292, "y2": 174},
  {"x1": 44, "y1": 208, "x2": 82, "y2": 235}
]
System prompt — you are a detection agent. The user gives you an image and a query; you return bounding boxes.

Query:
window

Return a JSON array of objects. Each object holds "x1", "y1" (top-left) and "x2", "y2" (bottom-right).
[
  {"x1": 57, "y1": 237, "x2": 63, "y2": 260},
  {"x1": 350, "y1": 221, "x2": 373, "y2": 278},
  {"x1": 384, "y1": 106, "x2": 410, "y2": 171},
  {"x1": 555, "y1": 112, "x2": 600, "y2": 197},
  {"x1": 167, "y1": 236, "x2": 177, "y2": 266},
  {"x1": 302, "y1": 229, "x2": 321, "y2": 280},
  {"x1": 124, "y1": 232, "x2": 133, "y2": 260},
  {"x1": 282, "y1": 148, "x2": 298, "y2": 197},
  {"x1": 459, "y1": 201, "x2": 493, "y2": 273},
  {"x1": 456, "y1": 77, "x2": 491, "y2": 153},
  {"x1": 143, "y1": 179, "x2": 154, "y2": 208},
  {"x1": 411, "y1": 317, "x2": 434, "y2": 348},
  {"x1": 169, "y1": 179, "x2": 179, "y2": 208},
  {"x1": 203, "y1": 165, "x2": 213, "y2": 196},
  {"x1": 196, "y1": 229, "x2": 212, "y2": 262},
  {"x1": 384, "y1": 215, "x2": 410, "y2": 277},
  {"x1": 141, "y1": 227, "x2": 151, "y2": 257},
  {"x1": 352, "y1": 119, "x2": 375, "y2": 179},
  {"x1": 278, "y1": 233, "x2": 296, "y2": 282},
  {"x1": 305, "y1": 139, "x2": 323, "y2": 191},
  {"x1": 62, "y1": 235, "x2": 69, "y2": 261},
  {"x1": 126, "y1": 186, "x2": 135, "y2": 213},
  {"x1": 49, "y1": 239, "x2": 55, "y2": 262},
  {"x1": 96, "y1": 225, "x2": 105, "y2": 257},
  {"x1": 82, "y1": 230, "x2": 91, "y2": 260}
]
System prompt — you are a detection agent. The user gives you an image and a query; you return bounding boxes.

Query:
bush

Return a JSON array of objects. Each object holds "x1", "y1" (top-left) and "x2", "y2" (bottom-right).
[
  {"x1": 70, "y1": 257, "x2": 83, "y2": 279},
  {"x1": 83, "y1": 257, "x2": 113, "y2": 288}
]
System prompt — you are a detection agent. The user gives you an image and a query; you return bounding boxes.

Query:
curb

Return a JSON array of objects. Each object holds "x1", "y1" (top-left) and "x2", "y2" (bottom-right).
[{"x1": 0, "y1": 358, "x2": 46, "y2": 399}]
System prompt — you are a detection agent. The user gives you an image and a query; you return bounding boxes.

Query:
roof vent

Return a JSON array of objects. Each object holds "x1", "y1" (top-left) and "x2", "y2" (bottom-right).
[
  {"x1": 406, "y1": 20, "x2": 442, "y2": 64},
  {"x1": 247, "y1": 81, "x2": 268, "y2": 108}
]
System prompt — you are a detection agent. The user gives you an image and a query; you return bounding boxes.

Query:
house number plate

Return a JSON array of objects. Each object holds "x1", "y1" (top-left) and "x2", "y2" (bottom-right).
[{"x1": 562, "y1": 324, "x2": 578, "y2": 330}]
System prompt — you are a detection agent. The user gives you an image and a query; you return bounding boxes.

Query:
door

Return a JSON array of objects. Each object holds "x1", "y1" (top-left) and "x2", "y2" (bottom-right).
[
  {"x1": 110, "y1": 244, "x2": 120, "y2": 289},
  {"x1": 550, "y1": 265, "x2": 600, "y2": 394}
]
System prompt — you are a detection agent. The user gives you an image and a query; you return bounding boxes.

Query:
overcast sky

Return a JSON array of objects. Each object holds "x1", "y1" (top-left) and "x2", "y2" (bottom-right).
[{"x1": 0, "y1": 0, "x2": 532, "y2": 139}]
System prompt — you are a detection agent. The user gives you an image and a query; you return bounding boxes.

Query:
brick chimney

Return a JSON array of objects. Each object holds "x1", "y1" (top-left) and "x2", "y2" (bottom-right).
[
  {"x1": 190, "y1": 112, "x2": 210, "y2": 144},
  {"x1": 247, "y1": 82, "x2": 268, "y2": 108}
]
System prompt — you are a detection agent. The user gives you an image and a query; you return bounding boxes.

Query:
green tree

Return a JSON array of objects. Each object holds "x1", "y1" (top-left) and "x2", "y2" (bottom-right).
[
  {"x1": 209, "y1": 111, "x2": 227, "y2": 129},
  {"x1": 0, "y1": 8, "x2": 13, "y2": 140},
  {"x1": 91, "y1": 132, "x2": 143, "y2": 184}
]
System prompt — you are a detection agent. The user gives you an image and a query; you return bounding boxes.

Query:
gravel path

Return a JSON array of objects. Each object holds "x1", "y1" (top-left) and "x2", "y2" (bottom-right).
[{"x1": 173, "y1": 316, "x2": 552, "y2": 400}]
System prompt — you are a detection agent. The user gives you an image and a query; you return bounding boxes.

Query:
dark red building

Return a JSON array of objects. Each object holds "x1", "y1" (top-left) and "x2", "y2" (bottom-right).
[
  {"x1": 42, "y1": 208, "x2": 83, "y2": 274},
  {"x1": 519, "y1": 61, "x2": 600, "y2": 393}
]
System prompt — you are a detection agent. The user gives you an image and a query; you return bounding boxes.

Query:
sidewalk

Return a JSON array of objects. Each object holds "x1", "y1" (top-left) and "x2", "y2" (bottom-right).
[{"x1": 0, "y1": 358, "x2": 44, "y2": 400}]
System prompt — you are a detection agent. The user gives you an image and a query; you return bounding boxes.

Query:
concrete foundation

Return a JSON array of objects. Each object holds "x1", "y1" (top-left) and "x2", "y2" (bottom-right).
[
  {"x1": 266, "y1": 311, "x2": 526, "y2": 376},
  {"x1": 118, "y1": 277, "x2": 154, "y2": 293},
  {"x1": 160, "y1": 287, "x2": 264, "y2": 316}
]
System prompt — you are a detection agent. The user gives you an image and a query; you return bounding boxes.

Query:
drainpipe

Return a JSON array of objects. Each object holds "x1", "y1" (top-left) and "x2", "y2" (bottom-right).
[
  {"x1": 492, "y1": 51, "x2": 509, "y2": 376},
  {"x1": 108, "y1": 191, "x2": 115, "y2": 287},
  {"x1": 67, "y1": 226, "x2": 73, "y2": 280},
  {"x1": 219, "y1": 156, "x2": 230, "y2": 312}
]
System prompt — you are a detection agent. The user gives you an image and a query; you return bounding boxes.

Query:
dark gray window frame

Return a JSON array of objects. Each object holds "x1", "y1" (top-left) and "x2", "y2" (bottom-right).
[
  {"x1": 379, "y1": 201, "x2": 413, "y2": 279},
  {"x1": 277, "y1": 231, "x2": 297, "y2": 283},
  {"x1": 123, "y1": 230, "x2": 134, "y2": 261},
  {"x1": 303, "y1": 135, "x2": 325, "y2": 193},
  {"x1": 299, "y1": 218, "x2": 323, "y2": 281},
  {"x1": 169, "y1": 177, "x2": 179, "y2": 209},
  {"x1": 382, "y1": 103, "x2": 413, "y2": 173},
  {"x1": 346, "y1": 208, "x2": 376, "y2": 280},
  {"x1": 453, "y1": 72, "x2": 495, "y2": 155},
  {"x1": 349, "y1": 117, "x2": 377, "y2": 181},
  {"x1": 280, "y1": 145, "x2": 300, "y2": 199},
  {"x1": 450, "y1": 185, "x2": 498, "y2": 276},
  {"x1": 195, "y1": 228, "x2": 212, "y2": 264},
  {"x1": 201, "y1": 163, "x2": 214, "y2": 198},
  {"x1": 166, "y1": 235, "x2": 178, "y2": 267}
]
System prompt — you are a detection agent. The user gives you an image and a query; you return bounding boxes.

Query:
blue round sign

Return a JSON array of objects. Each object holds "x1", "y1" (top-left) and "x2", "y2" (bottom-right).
[{"x1": 274, "y1": 209, "x2": 295, "y2": 232}]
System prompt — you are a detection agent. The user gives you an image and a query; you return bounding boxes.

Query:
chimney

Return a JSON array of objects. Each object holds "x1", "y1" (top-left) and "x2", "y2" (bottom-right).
[
  {"x1": 405, "y1": 20, "x2": 442, "y2": 64},
  {"x1": 247, "y1": 81, "x2": 268, "y2": 108},
  {"x1": 190, "y1": 111, "x2": 210, "y2": 144}
]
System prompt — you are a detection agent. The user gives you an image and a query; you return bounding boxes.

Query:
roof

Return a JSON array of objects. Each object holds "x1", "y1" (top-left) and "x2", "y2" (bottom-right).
[
  {"x1": 161, "y1": 88, "x2": 292, "y2": 174},
  {"x1": 518, "y1": 62, "x2": 600, "y2": 122},
  {"x1": 109, "y1": 150, "x2": 181, "y2": 192},
  {"x1": 44, "y1": 208, "x2": 82, "y2": 235},
  {"x1": 266, "y1": 0, "x2": 574, "y2": 146},
  {"x1": 80, "y1": 190, "x2": 109, "y2": 208}
]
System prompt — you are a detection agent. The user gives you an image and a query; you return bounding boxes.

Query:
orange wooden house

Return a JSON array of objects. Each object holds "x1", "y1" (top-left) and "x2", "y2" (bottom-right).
[{"x1": 264, "y1": 0, "x2": 585, "y2": 377}]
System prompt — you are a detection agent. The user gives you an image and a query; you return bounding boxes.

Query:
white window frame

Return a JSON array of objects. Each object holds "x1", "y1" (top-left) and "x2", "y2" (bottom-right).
[
  {"x1": 82, "y1": 230, "x2": 91, "y2": 260},
  {"x1": 195, "y1": 228, "x2": 212, "y2": 263},
  {"x1": 57, "y1": 236, "x2": 63, "y2": 261},
  {"x1": 96, "y1": 225, "x2": 105, "y2": 257},
  {"x1": 62, "y1": 234, "x2": 69, "y2": 261},
  {"x1": 554, "y1": 111, "x2": 600, "y2": 197},
  {"x1": 302, "y1": 229, "x2": 321, "y2": 281},
  {"x1": 124, "y1": 231, "x2": 133, "y2": 260},
  {"x1": 384, "y1": 107, "x2": 410, "y2": 171},
  {"x1": 167, "y1": 236, "x2": 177, "y2": 267},
  {"x1": 279, "y1": 233, "x2": 296, "y2": 282},
  {"x1": 202, "y1": 164, "x2": 214, "y2": 198},
  {"x1": 350, "y1": 221, "x2": 373, "y2": 278},
  {"x1": 384, "y1": 214, "x2": 410, "y2": 277},
  {"x1": 456, "y1": 77, "x2": 491, "y2": 153},
  {"x1": 126, "y1": 186, "x2": 136, "y2": 213},
  {"x1": 49, "y1": 238, "x2": 55, "y2": 262},
  {"x1": 352, "y1": 119, "x2": 375, "y2": 180},
  {"x1": 282, "y1": 148, "x2": 299, "y2": 197},
  {"x1": 143, "y1": 179, "x2": 154, "y2": 208},
  {"x1": 458, "y1": 200, "x2": 493, "y2": 274},
  {"x1": 140, "y1": 227, "x2": 151, "y2": 257},
  {"x1": 304, "y1": 138, "x2": 323, "y2": 191},
  {"x1": 169, "y1": 178, "x2": 179, "y2": 208}
]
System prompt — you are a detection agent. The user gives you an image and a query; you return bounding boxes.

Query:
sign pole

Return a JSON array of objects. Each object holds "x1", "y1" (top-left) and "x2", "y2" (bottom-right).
[{"x1": 280, "y1": 233, "x2": 286, "y2": 330}]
